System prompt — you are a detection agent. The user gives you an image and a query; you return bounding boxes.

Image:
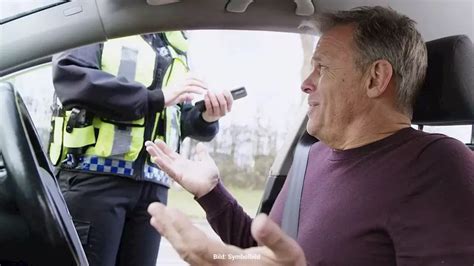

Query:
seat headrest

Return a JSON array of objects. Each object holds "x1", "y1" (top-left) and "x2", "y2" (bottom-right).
[{"x1": 412, "y1": 35, "x2": 474, "y2": 125}]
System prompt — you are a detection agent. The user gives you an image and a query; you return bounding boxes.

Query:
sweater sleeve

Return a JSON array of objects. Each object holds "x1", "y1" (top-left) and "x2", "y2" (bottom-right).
[
  {"x1": 196, "y1": 182, "x2": 257, "y2": 248},
  {"x1": 52, "y1": 43, "x2": 165, "y2": 121},
  {"x1": 180, "y1": 103, "x2": 219, "y2": 141}
]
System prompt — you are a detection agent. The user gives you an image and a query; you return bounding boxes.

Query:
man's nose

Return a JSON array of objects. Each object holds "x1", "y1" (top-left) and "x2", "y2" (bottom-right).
[{"x1": 301, "y1": 73, "x2": 317, "y2": 94}]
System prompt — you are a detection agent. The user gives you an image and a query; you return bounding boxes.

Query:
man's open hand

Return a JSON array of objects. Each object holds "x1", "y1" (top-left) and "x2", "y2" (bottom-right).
[
  {"x1": 148, "y1": 203, "x2": 307, "y2": 266},
  {"x1": 145, "y1": 140, "x2": 219, "y2": 198}
]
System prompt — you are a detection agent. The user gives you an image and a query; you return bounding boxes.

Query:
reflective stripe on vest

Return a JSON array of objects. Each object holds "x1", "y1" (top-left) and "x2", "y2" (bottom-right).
[
  {"x1": 82, "y1": 35, "x2": 154, "y2": 162},
  {"x1": 102, "y1": 35, "x2": 156, "y2": 87},
  {"x1": 84, "y1": 117, "x2": 145, "y2": 161}
]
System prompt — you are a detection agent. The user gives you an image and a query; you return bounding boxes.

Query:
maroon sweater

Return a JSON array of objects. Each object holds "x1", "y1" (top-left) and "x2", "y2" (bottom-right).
[{"x1": 197, "y1": 128, "x2": 474, "y2": 265}]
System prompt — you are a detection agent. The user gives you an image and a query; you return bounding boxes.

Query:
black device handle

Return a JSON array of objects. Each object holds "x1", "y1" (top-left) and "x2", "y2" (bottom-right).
[{"x1": 195, "y1": 87, "x2": 247, "y2": 112}]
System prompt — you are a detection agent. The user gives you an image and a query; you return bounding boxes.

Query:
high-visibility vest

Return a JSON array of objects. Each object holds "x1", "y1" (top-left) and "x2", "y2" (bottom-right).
[{"x1": 49, "y1": 32, "x2": 189, "y2": 184}]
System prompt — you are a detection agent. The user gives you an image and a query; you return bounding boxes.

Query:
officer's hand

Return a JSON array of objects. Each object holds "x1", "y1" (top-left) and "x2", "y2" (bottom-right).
[
  {"x1": 145, "y1": 140, "x2": 219, "y2": 198},
  {"x1": 201, "y1": 90, "x2": 233, "y2": 123},
  {"x1": 147, "y1": 203, "x2": 307, "y2": 266},
  {"x1": 163, "y1": 77, "x2": 207, "y2": 107}
]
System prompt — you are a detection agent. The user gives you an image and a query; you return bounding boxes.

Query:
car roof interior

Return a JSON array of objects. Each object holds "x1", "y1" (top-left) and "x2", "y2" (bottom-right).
[{"x1": 0, "y1": 0, "x2": 473, "y2": 74}]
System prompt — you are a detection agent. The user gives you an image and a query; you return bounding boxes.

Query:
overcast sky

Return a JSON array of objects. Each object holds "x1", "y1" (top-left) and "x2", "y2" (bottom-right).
[{"x1": 188, "y1": 30, "x2": 307, "y2": 132}]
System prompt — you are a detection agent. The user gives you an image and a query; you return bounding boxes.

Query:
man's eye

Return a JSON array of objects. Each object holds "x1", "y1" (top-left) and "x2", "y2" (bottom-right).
[
  {"x1": 318, "y1": 64, "x2": 327, "y2": 70},
  {"x1": 311, "y1": 62, "x2": 327, "y2": 74},
  {"x1": 314, "y1": 64, "x2": 327, "y2": 72}
]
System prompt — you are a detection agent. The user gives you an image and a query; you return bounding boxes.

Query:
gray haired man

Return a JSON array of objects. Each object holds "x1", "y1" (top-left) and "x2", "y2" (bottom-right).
[{"x1": 146, "y1": 6, "x2": 474, "y2": 266}]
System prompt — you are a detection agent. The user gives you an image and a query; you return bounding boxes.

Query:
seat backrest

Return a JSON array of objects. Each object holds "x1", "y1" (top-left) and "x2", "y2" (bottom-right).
[{"x1": 412, "y1": 35, "x2": 474, "y2": 149}]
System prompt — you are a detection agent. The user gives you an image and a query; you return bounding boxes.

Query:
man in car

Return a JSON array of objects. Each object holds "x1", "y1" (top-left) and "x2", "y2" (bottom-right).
[
  {"x1": 145, "y1": 7, "x2": 474, "y2": 265},
  {"x1": 50, "y1": 31, "x2": 233, "y2": 266}
]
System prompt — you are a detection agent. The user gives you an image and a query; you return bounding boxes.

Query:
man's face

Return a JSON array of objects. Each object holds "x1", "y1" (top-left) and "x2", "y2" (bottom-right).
[{"x1": 301, "y1": 24, "x2": 368, "y2": 143}]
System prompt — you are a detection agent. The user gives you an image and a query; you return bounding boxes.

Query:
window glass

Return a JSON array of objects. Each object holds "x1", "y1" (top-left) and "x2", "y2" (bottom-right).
[
  {"x1": 422, "y1": 125, "x2": 472, "y2": 143},
  {"x1": 0, "y1": 0, "x2": 67, "y2": 23},
  {"x1": 2, "y1": 64, "x2": 54, "y2": 149},
  {"x1": 165, "y1": 30, "x2": 313, "y2": 263},
  {"x1": 1, "y1": 30, "x2": 313, "y2": 264},
  {"x1": 1, "y1": 30, "x2": 312, "y2": 216},
  {"x1": 171, "y1": 30, "x2": 313, "y2": 218}
]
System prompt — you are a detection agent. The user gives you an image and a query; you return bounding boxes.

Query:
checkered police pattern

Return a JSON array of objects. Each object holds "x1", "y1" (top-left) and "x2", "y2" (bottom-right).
[
  {"x1": 70, "y1": 156, "x2": 171, "y2": 187},
  {"x1": 79, "y1": 156, "x2": 134, "y2": 176},
  {"x1": 144, "y1": 164, "x2": 171, "y2": 187}
]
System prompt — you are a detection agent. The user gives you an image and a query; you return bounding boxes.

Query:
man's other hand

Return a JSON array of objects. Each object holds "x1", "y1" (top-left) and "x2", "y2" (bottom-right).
[
  {"x1": 147, "y1": 203, "x2": 307, "y2": 266},
  {"x1": 201, "y1": 90, "x2": 233, "y2": 123},
  {"x1": 145, "y1": 140, "x2": 219, "y2": 198}
]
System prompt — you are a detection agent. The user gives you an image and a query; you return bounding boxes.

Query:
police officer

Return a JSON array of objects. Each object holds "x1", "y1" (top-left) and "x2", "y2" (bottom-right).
[{"x1": 49, "y1": 31, "x2": 233, "y2": 266}]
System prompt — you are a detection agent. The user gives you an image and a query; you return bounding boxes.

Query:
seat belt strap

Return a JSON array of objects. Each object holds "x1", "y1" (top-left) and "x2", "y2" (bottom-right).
[{"x1": 281, "y1": 133, "x2": 314, "y2": 239}]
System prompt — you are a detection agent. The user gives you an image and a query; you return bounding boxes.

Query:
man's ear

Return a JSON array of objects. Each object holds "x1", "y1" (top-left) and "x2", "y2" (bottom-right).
[{"x1": 366, "y1": 59, "x2": 393, "y2": 98}]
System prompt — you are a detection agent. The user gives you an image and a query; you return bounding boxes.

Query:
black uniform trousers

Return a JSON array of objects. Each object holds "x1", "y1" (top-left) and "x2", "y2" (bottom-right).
[{"x1": 58, "y1": 170, "x2": 168, "y2": 266}]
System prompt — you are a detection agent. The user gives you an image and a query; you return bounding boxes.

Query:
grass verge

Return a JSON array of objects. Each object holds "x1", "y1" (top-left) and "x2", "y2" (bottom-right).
[{"x1": 167, "y1": 185, "x2": 264, "y2": 219}]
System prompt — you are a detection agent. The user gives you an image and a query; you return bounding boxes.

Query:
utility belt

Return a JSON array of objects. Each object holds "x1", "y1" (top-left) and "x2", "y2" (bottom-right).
[
  {"x1": 61, "y1": 155, "x2": 171, "y2": 187},
  {"x1": 48, "y1": 106, "x2": 181, "y2": 184}
]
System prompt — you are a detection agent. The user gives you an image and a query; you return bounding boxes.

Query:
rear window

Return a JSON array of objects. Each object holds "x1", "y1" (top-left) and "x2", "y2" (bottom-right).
[{"x1": 422, "y1": 125, "x2": 472, "y2": 144}]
